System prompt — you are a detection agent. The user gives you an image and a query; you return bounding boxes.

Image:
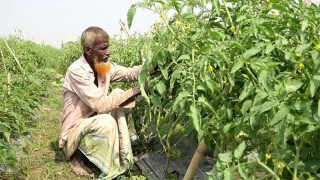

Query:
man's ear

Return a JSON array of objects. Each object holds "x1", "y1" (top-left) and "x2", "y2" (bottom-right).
[{"x1": 85, "y1": 47, "x2": 92, "y2": 55}]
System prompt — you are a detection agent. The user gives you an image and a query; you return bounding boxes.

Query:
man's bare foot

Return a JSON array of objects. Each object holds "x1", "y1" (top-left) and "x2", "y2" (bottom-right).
[{"x1": 69, "y1": 149, "x2": 93, "y2": 176}]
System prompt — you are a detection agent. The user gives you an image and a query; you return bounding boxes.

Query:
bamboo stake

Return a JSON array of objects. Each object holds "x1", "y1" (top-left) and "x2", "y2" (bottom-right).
[
  {"x1": 8, "y1": 72, "x2": 11, "y2": 95},
  {"x1": 303, "y1": 0, "x2": 311, "y2": 3},
  {"x1": 0, "y1": 32, "x2": 25, "y2": 75},
  {"x1": 183, "y1": 140, "x2": 207, "y2": 180},
  {"x1": 0, "y1": 48, "x2": 7, "y2": 73},
  {"x1": 0, "y1": 49, "x2": 11, "y2": 95},
  {"x1": 118, "y1": 20, "x2": 130, "y2": 40}
]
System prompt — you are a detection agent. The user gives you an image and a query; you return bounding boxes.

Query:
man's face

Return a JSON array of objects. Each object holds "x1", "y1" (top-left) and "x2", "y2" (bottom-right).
[
  {"x1": 89, "y1": 36, "x2": 110, "y2": 63},
  {"x1": 86, "y1": 36, "x2": 111, "y2": 76}
]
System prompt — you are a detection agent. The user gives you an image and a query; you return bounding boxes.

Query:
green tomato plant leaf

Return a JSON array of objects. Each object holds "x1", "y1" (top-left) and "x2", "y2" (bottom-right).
[
  {"x1": 190, "y1": 105, "x2": 200, "y2": 132},
  {"x1": 234, "y1": 141, "x2": 246, "y2": 159},
  {"x1": 127, "y1": 4, "x2": 137, "y2": 29}
]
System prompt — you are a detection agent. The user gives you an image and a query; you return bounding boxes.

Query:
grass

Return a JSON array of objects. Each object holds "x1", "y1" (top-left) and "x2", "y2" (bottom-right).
[{"x1": 18, "y1": 77, "x2": 87, "y2": 180}]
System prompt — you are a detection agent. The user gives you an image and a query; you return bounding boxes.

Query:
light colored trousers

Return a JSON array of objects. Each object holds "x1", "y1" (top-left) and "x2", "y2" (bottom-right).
[{"x1": 64, "y1": 89, "x2": 133, "y2": 179}]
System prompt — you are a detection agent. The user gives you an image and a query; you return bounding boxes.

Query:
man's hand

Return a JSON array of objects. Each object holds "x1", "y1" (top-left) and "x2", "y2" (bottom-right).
[
  {"x1": 132, "y1": 83, "x2": 150, "y2": 95},
  {"x1": 118, "y1": 84, "x2": 150, "y2": 107}
]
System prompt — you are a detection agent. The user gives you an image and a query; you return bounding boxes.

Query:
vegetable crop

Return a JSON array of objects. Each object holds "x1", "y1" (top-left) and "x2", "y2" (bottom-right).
[{"x1": 127, "y1": 0, "x2": 320, "y2": 179}]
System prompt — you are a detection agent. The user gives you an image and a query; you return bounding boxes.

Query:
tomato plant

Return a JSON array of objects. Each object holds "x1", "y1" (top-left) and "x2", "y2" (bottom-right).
[
  {"x1": 128, "y1": 0, "x2": 320, "y2": 179},
  {"x1": 57, "y1": 41, "x2": 82, "y2": 74},
  {"x1": 0, "y1": 35, "x2": 58, "y2": 171}
]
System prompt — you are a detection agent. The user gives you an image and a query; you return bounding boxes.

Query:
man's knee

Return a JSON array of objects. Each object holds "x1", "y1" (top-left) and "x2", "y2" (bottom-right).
[
  {"x1": 93, "y1": 114, "x2": 117, "y2": 132},
  {"x1": 110, "y1": 88, "x2": 124, "y2": 94}
]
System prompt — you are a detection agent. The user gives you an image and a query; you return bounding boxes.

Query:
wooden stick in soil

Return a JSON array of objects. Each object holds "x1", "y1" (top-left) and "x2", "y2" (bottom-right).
[
  {"x1": 0, "y1": 32, "x2": 25, "y2": 75},
  {"x1": 183, "y1": 140, "x2": 207, "y2": 180},
  {"x1": 0, "y1": 49, "x2": 10, "y2": 95},
  {"x1": 8, "y1": 72, "x2": 11, "y2": 95},
  {"x1": 118, "y1": 20, "x2": 130, "y2": 40},
  {"x1": 0, "y1": 49, "x2": 7, "y2": 73}
]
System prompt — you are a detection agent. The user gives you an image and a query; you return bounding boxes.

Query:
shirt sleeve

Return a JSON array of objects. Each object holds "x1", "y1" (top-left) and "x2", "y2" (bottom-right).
[
  {"x1": 66, "y1": 68, "x2": 139, "y2": 114},
  {"x1": 110, "y1": 63, "x2": 143, "y2": 82}
]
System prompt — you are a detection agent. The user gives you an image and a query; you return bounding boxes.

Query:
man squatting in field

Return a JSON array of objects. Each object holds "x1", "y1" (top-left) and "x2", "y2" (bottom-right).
[{"x1": 58, "y1": 26, "x2": 149, "y2": 178}]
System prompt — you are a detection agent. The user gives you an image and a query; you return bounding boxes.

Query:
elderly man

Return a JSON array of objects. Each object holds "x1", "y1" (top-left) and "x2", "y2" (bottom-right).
[{"x1": 59, "y1": 26, "x2": 145, "y2": 178}]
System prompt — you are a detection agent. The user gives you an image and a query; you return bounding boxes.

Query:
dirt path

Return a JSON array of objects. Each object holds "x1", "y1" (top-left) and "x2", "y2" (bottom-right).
[{"x1": 20, "y1": 80, "x2": 87, "y2": 180}]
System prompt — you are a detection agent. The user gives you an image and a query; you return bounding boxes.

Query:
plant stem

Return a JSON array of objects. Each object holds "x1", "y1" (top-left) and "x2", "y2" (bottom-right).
[
  {"x1": 256, "y1": 158, "x2": 280, "y2": 180},
  {"x1": 155, "y1": 111, "x2": 167, "y2": 155},
  {"x1": 293, "y1": 137, "x2": 304, "y2": 180},
  {"x1": 222, "y1": 0, "x2": 234, "y2": 29},
  {"x1": 192, "y1": 48, "x2": 196, "y2": 106},
  {"x1": 155, "y1": 111, "x2": 173, "y2": 176}
]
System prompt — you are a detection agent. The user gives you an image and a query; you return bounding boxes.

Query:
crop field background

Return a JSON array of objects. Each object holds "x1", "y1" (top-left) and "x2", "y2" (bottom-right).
[{"x1": 1, "y1": 0, "x2": 320, "y2": 179}]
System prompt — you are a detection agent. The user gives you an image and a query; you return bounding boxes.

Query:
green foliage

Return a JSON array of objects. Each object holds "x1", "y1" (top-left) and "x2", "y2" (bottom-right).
[
  {"x1": 1, "y1": 1, "x2": 319, "y2": 179},
  {"x1": 0, "y1": 35, "x2": 59, "y2": 171},
  {"x1": 129, "y1": 0, "x2": 320, "y2": 179},
  {"x1": 1, "y1": 36, "x2": 59, "y2": 72},
  {"x1": 107, "y1": 35, "x2": 149, "y2": 92},
  {"x1": 56, "y1": 35, "x2": 147, "y2": 74},
  {"x1": 57, "y1": 41, "x2": 82, "y2": 73},
  {"x1": 110, "y1": 35, "x2": 148, "y2": 66},
  {"x1": 127, "y1": 4, "x2": 137, "y2": 29}
]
